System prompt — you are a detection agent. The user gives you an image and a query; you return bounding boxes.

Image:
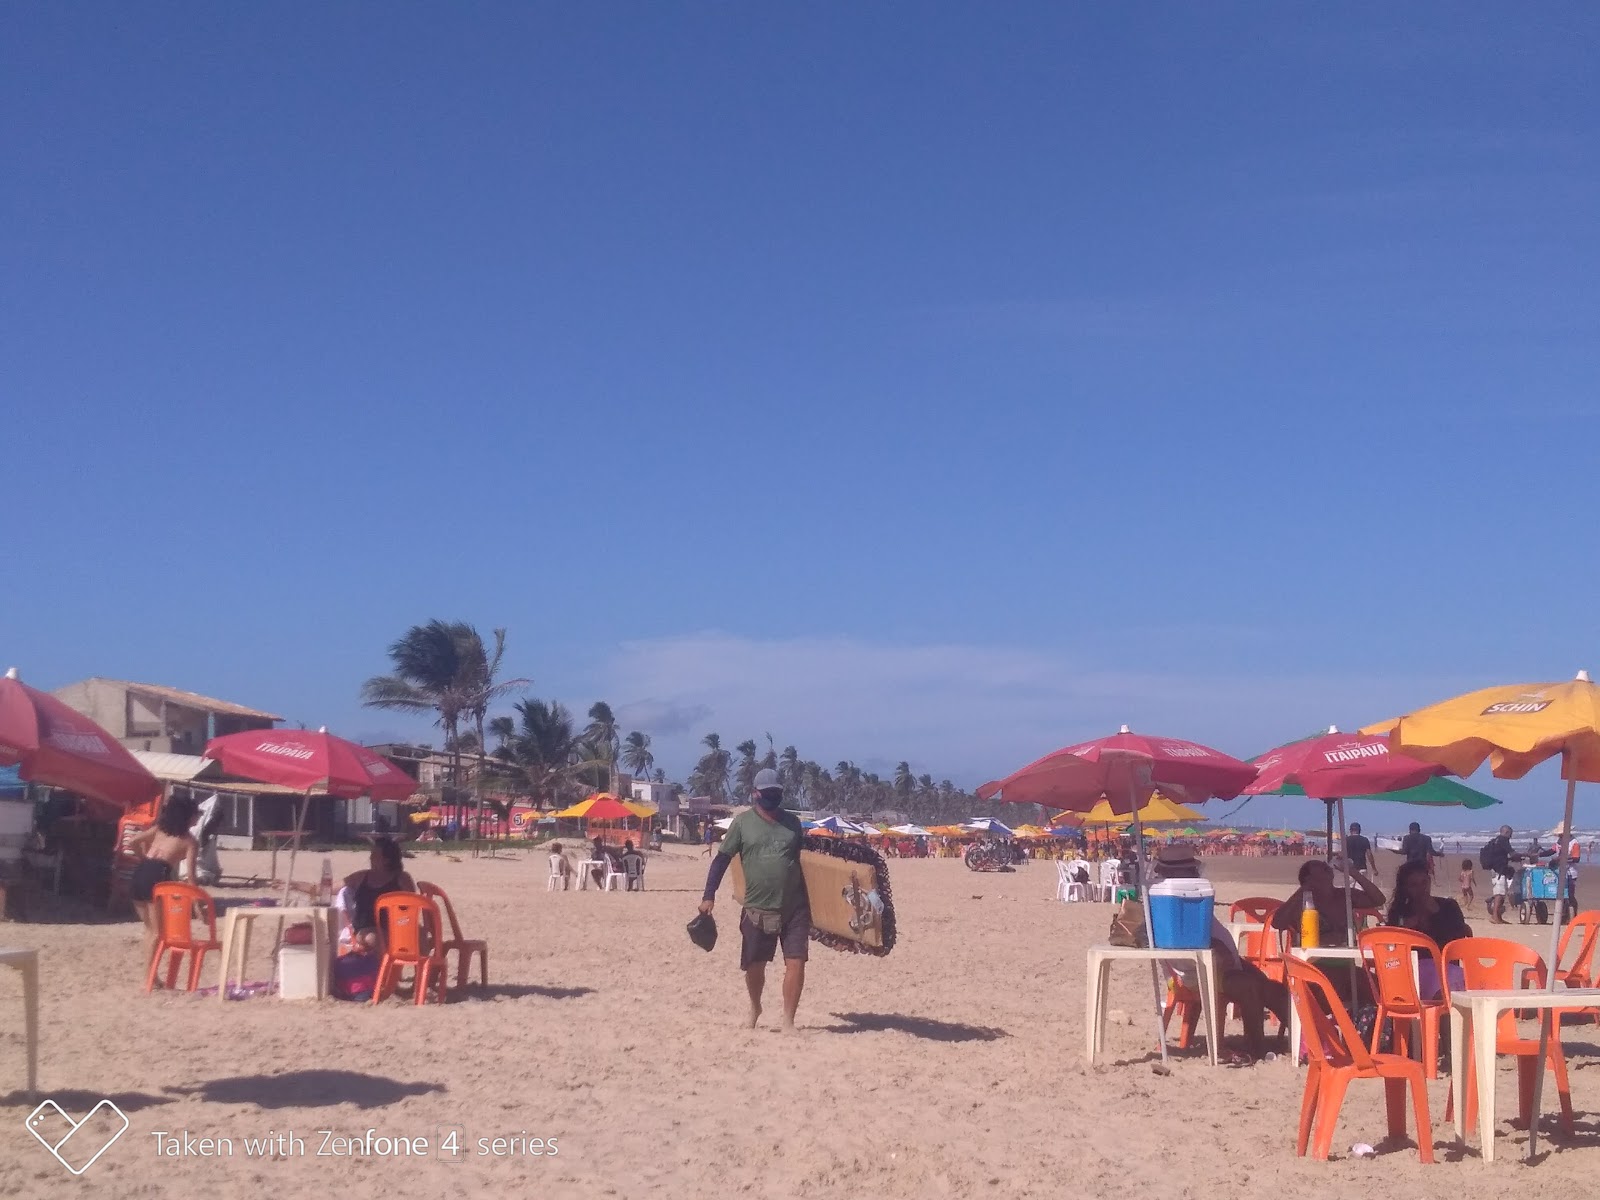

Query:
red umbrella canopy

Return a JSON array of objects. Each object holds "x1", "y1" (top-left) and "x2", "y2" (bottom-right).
[
  {"x1": 581, "y1": 796, "x2": 638, "y2": 821},
  {"x1": 0, "y1": 671, "x2": 160, "y2": 810},
  {"x1": 203, "y1": 728, "x2": 417, "y2": 800},
  {"x1": 978, "y1": 726, "x2": 1258, "y2": 813},
  {"x1": 1243, "y1": 727, "x2": 1445, "y2": 800}
]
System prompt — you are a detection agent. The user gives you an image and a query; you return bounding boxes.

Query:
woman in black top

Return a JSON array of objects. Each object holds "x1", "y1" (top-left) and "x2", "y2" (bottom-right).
[
  {"x1": 341, "y1": 837, "x2": 416, "y2": 952},
  {"x1": 1387, "y1": 860, "x2": 1473, "y2": 948}
]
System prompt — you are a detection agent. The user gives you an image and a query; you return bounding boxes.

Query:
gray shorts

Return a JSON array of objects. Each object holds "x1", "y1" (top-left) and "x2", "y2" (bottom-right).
[{"x1": 739, "y1": 906, "x2": 810, "y2": 969}]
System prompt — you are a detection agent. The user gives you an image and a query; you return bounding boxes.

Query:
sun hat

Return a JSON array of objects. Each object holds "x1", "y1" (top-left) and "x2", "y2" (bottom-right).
[{"x1": 1156, "y1": 844, "x2": 1199, "y2": 868}]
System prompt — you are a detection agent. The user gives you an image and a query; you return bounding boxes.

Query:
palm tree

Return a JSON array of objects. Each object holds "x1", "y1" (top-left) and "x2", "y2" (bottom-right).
[
  {"x1": 488, "y1": 716, "x2": 516, "y2": 756},
  {"x1": 362, "y1": 621, "x2": 473, "y2": 817},
  {"x1": 894, "y1": 761, "x2": 915, "y2": 800},
  {"x1": 585, "y1": 701, "x2": 621, "y2": 793},
  {"x1": 734, "y1": 739, "x2": 760, "y2": 798},
  {"x1": 507, "y1": 698, "x2": 587, "y2": 809},
  {"x1": 651, "y1": 768, "x2": 666, "y2": 785},
  {"x1": 622, "y1": 731, "x2": 654, "y2": 781},
  {"x1": 761, "y1": 733, "x2": 778, "y2": 771},
  {"x1": 691, "y1": 732, "x2": 731, "y2": 803},
  {"x1": 779, "y1": 745, "x2": 799, "y2": 788}
]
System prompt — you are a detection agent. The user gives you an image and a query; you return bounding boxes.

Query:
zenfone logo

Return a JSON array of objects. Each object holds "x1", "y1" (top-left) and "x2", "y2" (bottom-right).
[{"x1": 25, "y1": 1098, "x2": 129, "y2": 1175}]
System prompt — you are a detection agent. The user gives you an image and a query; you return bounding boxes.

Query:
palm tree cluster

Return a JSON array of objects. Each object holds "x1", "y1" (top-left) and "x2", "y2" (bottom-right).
[
  {"x1": 685, "y1": 733, "x2": 1003, "y2": 824},
  {"x1": 362, "y1": 620, "x2": 1003, "y2": 825}
]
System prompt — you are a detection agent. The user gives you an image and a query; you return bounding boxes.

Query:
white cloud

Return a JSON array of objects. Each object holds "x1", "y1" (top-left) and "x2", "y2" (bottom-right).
[{"x1": 596, "y1": 631, "x2": 1479, "y2": 788}]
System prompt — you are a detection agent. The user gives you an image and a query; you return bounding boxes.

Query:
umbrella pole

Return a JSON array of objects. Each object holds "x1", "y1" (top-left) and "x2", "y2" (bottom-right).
[
  {"x1": 1528, "y1": 768, "x2": 1577, "y2": 1161},
  {"x1": 282, "y1": 790, "x2": 310, "y2": 905},
  {"x1": 1335, "y1": 797, "x2": 1360, "y2": 1004},
  {"x1": 1131, "y1": 780, "x2": 1169, "y2": 1072}
]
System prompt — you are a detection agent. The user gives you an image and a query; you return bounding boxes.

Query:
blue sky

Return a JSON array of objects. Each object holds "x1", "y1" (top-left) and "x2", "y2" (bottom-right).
[{"x1": 4, "y1": 6, "x2": 1596, "y2": 830}]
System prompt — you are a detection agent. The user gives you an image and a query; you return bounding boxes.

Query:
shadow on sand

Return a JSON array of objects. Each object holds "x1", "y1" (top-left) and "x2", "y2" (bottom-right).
[
  {"x1": 168, "y1": 1069, "x2": 444, "y2": 1110},
  {"x1": 821, "y1": 1011, "x2": 1008, "y2": 1042}
]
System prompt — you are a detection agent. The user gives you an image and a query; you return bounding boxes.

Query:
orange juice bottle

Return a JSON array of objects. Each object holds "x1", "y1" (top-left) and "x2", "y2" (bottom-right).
[{"x1": 1300, "y1": 891, "x2": 1320, "y2": 949}]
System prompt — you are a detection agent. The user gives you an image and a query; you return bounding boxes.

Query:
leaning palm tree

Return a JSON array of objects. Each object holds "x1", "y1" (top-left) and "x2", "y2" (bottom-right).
[
  {"x1": 621, "y1": 730, "x2": 654, "y2": 781},
  {"x1": 362, "y1": 620, "x2": 474, "y2": 815},
  {"x1": 362, "y1": 621, "x2": 527, "y2": 850}
]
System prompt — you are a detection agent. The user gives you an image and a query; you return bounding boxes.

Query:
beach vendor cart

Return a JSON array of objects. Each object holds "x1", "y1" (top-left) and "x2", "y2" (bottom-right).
[{"x1": 1514, "y1": 863, "x2": 1562, "y2": 925}]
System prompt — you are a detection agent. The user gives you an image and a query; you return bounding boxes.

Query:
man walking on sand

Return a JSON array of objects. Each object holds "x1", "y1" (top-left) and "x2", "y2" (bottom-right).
[{"x1": 699, "y1": 768, "x2": 809, "y2": 1030}]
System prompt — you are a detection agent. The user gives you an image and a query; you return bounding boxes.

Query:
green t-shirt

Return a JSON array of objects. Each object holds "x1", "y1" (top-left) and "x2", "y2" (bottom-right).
[{"x1": 719, "y1": 808, "x2": 806, "y2": 914}]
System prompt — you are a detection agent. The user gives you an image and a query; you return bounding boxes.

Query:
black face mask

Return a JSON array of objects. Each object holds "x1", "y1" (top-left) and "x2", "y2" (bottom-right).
[{"x1": 754, "y1": 793, "x2": 782, "y2": 812}]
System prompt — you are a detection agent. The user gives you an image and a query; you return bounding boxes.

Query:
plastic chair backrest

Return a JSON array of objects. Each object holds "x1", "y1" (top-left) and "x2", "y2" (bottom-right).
[
  {"x1": 1285, "y1": 956, "x2": 1376, "y2": 1073},
  {"x1": 1230, "y1": 897, "x2": 1282, "y2": 924},
  {"x1": 1557, "y1": 910, "x2": 1600, "y2": 984},
  {"x1": 1240, "y1": 926, "x2": 1285, "y2": 967},
  {"x1": 1353, "y1": 907, "x2": 1383, "y2": 932},
  {"x1": 1442, "y1": 936, "x2": 1547, "y2": 1043},
  {"x1": 417, "y1": 882, "x2": 465, "y2": 942},
  {"x1": 1359, "y1": 927, "x2": 1446, "y2": 1016},
  {"x1": 374, "y1": 893, "x2": 441, "y2": 961},
  {"x1": 151, "y1": 882, "x2": 215, "y2": 946}
]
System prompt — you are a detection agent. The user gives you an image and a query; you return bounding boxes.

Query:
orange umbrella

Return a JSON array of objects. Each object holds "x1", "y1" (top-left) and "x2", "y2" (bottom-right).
[{"x1": 1371, "y1": 669, "x2": 1600, "y2": 1159}]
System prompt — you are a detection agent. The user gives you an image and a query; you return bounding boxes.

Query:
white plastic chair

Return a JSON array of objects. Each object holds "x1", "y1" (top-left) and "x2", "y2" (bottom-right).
[
  {"x1": 1063, "y1": 859, "x2": 1089, "y2": 903},
  {"x1": 1097, "y1": 859, "x2": 1121, "y2": 902},
  {"x1": 547, "y1": 855, "x2": 568, "y2": 891},
  {"x1": 602, "y1": 861, "x2": 627, "y2": 892},
  {"x1": 1054, "y1": 860, "x2": 1071, "y2": 901},
  {"x1": 623, "y1": 854, "x2": 646, "y2": 892}
]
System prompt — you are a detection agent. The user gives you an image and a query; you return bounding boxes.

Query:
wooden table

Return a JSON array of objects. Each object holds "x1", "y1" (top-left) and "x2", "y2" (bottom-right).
[
  {"x1": 1085, "y1": 944, "x2": 1219, "y2": 1066},
  {"x1": 1448, "y1": 987, "x2": 1600, "y2": 1162},
  {"x1": 214, "y1": 906, "x2": 334, "y2": 1001},
  {"x1": 0, "y1": 947, "x2": 38, "y2": 1097}
]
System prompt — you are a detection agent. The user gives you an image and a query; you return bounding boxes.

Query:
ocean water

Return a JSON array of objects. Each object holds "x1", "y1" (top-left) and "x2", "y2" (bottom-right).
[{"x1": 1372, "y1": 828, "x2": 1600, "y2": 853}]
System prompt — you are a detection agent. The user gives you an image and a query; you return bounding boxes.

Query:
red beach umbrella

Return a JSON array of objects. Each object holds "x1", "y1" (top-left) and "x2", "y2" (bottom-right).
[
  {"x1": 0, "y1": 668, "x2": 159, "y2": 811},
  {"x1": 204, "y1": 727, "x2": 417, "y2": 898},
  {"x1": 979, "y1": 726, "x2": 1257, "y2": 1070},
  {"x1": 1245, "y1": 728, "x2": 1444, "y2": 802},
  {"x1": 203, "y1": 728, "x2": 417, "y2": 801}
]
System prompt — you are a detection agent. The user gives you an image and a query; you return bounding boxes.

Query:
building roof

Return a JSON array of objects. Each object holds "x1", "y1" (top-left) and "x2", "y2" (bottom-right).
[
  {"x1": 126, "y1": 751, "x2": 214, "y2": 782},
  {"x1": 71, "y1": 678, "x2": 283, "y2": 722}
]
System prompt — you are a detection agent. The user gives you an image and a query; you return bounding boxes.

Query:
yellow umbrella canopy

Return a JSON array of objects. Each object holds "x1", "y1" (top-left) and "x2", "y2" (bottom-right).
[
  {"x1": 1368, "y1": 670, "x2": 1600, "y2": 1161},
  {"x1": 1080, "y1": 791, "x2": 1206, "y2": 825},
  {"x1": 1366, "y1": 671, "x2": 1600, "y2": 781}
]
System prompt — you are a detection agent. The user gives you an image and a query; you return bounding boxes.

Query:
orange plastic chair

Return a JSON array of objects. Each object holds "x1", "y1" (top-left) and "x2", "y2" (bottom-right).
[
  {"x1": 1441, "y1": 937, "x2": 1575, "y2": 1136},
  {"x1": 1555, "y1": 910, "x2": 1600, "y2": 988},
  {"x1": 418, "y1": 882, "x2": 488, "y2": 991},
  {"x1": 1352, "y1": 907, "x2": 1383, "y2": 932},
  {"x1": 371, "y1": 894, "x2": 447, "y2": 1006},
  {"x1": 1359, "y1": 928, "x2": 1449, "y2": 1079},
  {"x1": 1241, "y1": 926, "x2": 1287, "y2": 986},
  {"x1": 145, "y1": 882, "x2": 222, "y2": 993},
  {"x1": 1285, "y1": 956, "x2": 1434, "y2": 1162},
  {"x1": 1229, "y1": 897, "x2": 1282, "y2": 924}
]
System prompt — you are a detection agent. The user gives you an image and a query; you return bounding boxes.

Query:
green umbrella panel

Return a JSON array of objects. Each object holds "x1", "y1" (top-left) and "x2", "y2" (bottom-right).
[{"x1": 1267, "y1": 775, "x2": 1501, "y2": 809}]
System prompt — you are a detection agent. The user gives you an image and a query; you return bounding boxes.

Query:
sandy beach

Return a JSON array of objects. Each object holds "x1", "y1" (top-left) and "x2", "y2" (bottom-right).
[{"x1": 1, "y1": 847, "x2": 1598, "y2": 1199}]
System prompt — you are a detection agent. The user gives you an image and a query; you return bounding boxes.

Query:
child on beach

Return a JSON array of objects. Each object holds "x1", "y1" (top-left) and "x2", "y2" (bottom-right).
[{"x1": 1458, "y1": 859, "x2": 1476, "y2": 911}]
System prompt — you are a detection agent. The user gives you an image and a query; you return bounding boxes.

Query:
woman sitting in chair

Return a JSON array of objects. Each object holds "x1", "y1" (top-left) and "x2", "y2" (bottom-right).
[
  {"x1": 340, "y1": 837, "x2": 416, "y2": 952},
  {"x1": 127, "y1": 794, "x2": 199, "y2": 970},
  {"x1": 1386, "y1": 860, "x2": 1473, "y2": 953}
]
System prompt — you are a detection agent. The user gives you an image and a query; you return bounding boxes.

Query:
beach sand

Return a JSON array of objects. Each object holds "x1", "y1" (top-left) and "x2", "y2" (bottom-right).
[{"x1": 1, "y1": 846, "x2": 1597, "y2": 1198}]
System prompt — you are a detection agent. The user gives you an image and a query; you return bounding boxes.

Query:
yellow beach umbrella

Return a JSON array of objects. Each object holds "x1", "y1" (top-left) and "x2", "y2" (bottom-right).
[
  {"x1": 1368, "y1": 669, "x2": 1600, "y2": 1159},
  {"x1": 1080, "y1": 791, "x2": 1206, "y2": 825},
  {"x1": 1012, "y1": 824, "x2": 1050, "y2": 838}
]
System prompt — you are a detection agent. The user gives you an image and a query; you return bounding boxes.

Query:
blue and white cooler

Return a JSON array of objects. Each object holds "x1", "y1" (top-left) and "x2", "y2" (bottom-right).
[{"x1": 1148, "y1": 878, "x2": 1216, "y2": 948}]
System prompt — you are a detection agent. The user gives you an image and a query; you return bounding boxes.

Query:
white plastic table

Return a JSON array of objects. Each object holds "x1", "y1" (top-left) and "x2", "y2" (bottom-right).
[
  {"x1": 1448, "y1": 987, "x2": 1600, "y2": 1162},
  {"x1": 1085, "y1": 944, "x2": 1219, "y2": 1066},
  {"x1": 577, "y1": 860, "x2": 607, "y2": 891},
  {"x1": 215, "y1": 906, "x2": 333, "y2": 1001},
  {"x1": 0, "y1": 948, "x2": 37, "y2": 1097}
]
